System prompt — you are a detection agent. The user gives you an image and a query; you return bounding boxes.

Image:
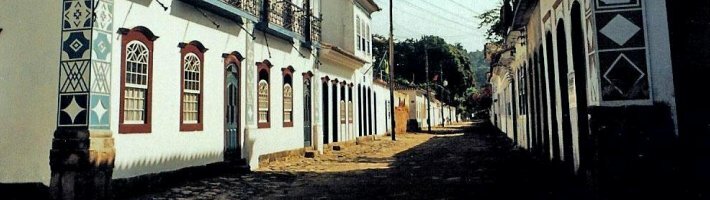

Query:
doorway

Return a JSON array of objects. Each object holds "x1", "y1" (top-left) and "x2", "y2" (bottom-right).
[
  {"x1": 303, "y1": 73, "x2": 312, "y2": 147},
  {"x1": 224, "y1": 62, "x2": 240, "y2": 161}
]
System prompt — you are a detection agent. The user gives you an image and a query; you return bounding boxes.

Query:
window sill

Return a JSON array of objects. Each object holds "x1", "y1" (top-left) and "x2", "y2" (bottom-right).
[
  {"x1": 283, "y1": 122, "x2": 293, "y2": 127},
  {"x1": 258, "y1": 122, "x2": 271, "y2": 129},
  {"x1": 180, "y1": 123, "x2": 204, "y2": 132},
  {"x1": 119, "y1": 123, "x2": 152, "y2": 134}
]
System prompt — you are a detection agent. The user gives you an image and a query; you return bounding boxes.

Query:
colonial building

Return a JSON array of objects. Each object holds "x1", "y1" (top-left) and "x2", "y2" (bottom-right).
[
  {"x1": 396, "y1": 86, "x2": 458, "y2": 132},
  {"x1": 317, "y1": 0, "x2": 387, "y2": 151},
  {"x1": 0, "y1": 0, "x2": 388, "y2": 198},
  {"x1": 486, "y1": 0, "x2": 710, "y2": 196}
]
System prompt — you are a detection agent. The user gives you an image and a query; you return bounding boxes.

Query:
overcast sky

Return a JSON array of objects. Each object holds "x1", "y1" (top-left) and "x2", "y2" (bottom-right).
[{"x1": 370, "y1": 0, "x2": 500, "y2": 52}]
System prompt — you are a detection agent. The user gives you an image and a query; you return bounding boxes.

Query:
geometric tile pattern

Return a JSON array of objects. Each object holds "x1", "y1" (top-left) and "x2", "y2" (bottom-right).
[
  {"x1": 93, "y1": 0, "x2": 113, "y2": 32},
  {"x1": 596, "y1": 11, "x2": 645, "y2": 50},
  {"x1": 93, "y1": 32, "x2": 112, "y2": 61},
  {"x1": 594, "y1": 0, "x2": 650, "y2": 101},
  {"x1": 598, "y1": 50, "x2": 649, "y2": 100},
  {"x1": 62, "y1": 30, "x2": 91, "y2": 60},
  {"x1": 596, "y1": 0, "x2": 640, "y2": 9},
  {"x1": 58, "y1": 94, "x2": 88, "y2": 126},
  {"x1": 58, "y1": 0, "x2": 113, "y2": 130},
  {"x1": 89, "y1": 94, "x2": 110, "y2": 129},
  {"x1": 603, "y1": 53, "x2": 645, "y2": 95},
  {"x1": 91, "y1": 61, "x2": 111, "y2": 93},
  {"x1": 63, "y1": 0, "x2": 92, "y2": 30},
  {"x1": 599, "y1": 14, "x2": 640, "y2": 46},
  {"x1": 60, "y1": 61, "x2": 90, "y2": 93}
]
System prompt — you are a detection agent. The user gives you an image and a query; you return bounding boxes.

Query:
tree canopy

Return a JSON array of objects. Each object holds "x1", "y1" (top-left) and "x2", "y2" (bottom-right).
[{"x1": 372, "y1": 35, "x2": 475, "y2": 110}]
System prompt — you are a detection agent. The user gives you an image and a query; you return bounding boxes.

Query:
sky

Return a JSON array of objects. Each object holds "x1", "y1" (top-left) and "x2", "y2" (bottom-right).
[{"x1": 370, "y1": 0, "x2": 500, "y2": 52}]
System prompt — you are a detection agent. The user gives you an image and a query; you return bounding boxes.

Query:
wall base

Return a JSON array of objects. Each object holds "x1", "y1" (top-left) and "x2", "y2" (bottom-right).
[
  {"x1": 586, "y1": 104, "x2": 679, "y2": 198},
  {"x1": 49, "y1": 129, "x2": 115, "y2": 200}
]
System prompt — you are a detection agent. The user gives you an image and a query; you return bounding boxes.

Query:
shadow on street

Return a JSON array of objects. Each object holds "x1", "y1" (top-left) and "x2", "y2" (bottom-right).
[{"x1": 127, "y1": 121, "x2": 595, "y2": 200}]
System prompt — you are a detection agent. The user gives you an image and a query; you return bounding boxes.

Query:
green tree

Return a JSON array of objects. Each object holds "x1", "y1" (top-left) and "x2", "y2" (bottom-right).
[
  {"x1": 373, "y1": 35, "x2": 476, "y2": 111},
  {"x1": 477, "y1": 1, "x2": 506, "y2": 43},
  {"x1": 468, "y1": 50, "x2": 490, "y2": 89}
]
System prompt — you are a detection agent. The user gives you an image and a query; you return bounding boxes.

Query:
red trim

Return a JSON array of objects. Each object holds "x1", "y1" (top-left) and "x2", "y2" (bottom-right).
[
  {"x1": 179, "y1": 41, "x2": 207, "y2": 132},
  {"x1": 302, "y1": 71, "x2": 313, "y2": 79},
  {"x1": 282, "y1": 66, "x2": 295, "y2": 127},
  {"x1": 257, "y1": 60, "x2": 272, "y2": 129},
  {"x1": 553, "y1": 0, "x2": 563, "y2": 9},
  {"x1": 118, "y1": 27, "x2": 155, "y2": 134},
  {"x1": 223, "y1": 52, "x2": 242, "y2": 146},
  {"x1": 222, "y1": 51, "x2": 244, "y2": 149},
  {"x1": 543, "y1": 11, "x2": 552, "y2": 22}
]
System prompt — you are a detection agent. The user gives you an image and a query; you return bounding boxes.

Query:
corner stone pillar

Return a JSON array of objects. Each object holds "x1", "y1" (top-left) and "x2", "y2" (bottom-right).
[{"x1": 50, "y1": 0, "x2": 115, "y2": 199}]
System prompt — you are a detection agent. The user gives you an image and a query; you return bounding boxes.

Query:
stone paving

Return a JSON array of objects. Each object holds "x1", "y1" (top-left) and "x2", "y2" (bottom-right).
[{"x1": 128, "y1": 122, "x2": 593, "y2": 200}]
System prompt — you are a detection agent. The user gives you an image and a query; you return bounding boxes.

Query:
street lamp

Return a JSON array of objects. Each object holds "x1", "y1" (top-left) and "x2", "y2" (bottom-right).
[{"x1": 440, "y1": 80, "x2": 448, "y2": 127}]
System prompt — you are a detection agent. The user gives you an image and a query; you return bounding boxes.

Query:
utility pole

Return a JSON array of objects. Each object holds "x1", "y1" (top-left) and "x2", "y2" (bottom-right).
[
  {"x1": 440, "y1": 64, "x2": 445, "y2": 127},
  {"x1": 425, "y1": 48, "x2": 432, "y2": 133},
  {"x1": 388, "y1": 0, "x2": 396, "y2": 141}
]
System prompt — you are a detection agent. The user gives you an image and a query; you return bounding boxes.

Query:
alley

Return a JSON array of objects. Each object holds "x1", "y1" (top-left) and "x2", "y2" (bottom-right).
[{"x1": 126, "y1": 122, "x2": 592, "y2": 200}]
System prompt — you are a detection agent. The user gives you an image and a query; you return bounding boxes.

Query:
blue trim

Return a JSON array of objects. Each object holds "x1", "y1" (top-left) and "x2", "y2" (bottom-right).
[
  {"x1": 300, "y1": 40, "x2": 319, "y2": 50},
  {"x1": 178, "y1": 0, "x2": 262, "y2": 24},
  {"x1": 255, "y1": 22, "x2": 294, "y2": 42}
]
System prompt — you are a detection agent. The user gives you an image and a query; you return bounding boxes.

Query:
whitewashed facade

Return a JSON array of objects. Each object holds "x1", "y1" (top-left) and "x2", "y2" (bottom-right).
[{"x1": 0, "y1": 0, "x2": 374, "y2": 198}]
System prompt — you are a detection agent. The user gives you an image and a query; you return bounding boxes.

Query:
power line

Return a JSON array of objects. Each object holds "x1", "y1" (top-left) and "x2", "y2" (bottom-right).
[
  {"x1": 376, "y1": 1, "x2": 478, "y2": 32},
  {"x1": 397, "y1": 0, "x2": 478, "y2": 31},
  {"x1": 415, "y1": 0, "x2": 480, "y2": 24},
  {"x1": 372, "y1": 0, "x2": 482, "y2": 49},
  {"x1": 391, "y1": 4, "x2": 478, "y2": 32},
  {"x1": 445, "y1": 0, "x2": 482, "y2": 16},
  {"x1": 375, "y1": 0, "x2": 468, "y2": 31}
]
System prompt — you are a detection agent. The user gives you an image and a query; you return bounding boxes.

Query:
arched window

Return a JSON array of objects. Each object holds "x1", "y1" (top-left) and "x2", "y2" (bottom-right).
[
  {"x1": 257, "y1": 60, "x2": 273, "y2": 128},
  {"x1": 282, "y1": 66, "x2": 295, "y2": 127},
  {"x1": 118, "y1": 26, "x2": 158, "y2": 133},
  {"x1": 348, "y1": 84, "x2": 353, "y2": 123},
  {"x1": 179, "y1": 41, "x2": 207, "y2": 131},
  {"x1": 340, "y1": 82, "x2": 346, "y2": 125}
]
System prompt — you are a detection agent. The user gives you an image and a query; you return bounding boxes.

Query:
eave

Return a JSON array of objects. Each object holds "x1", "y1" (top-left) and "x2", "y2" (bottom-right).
[
  {"x1": 356, "y1": 0, "x2": 382, "y2": 14},
  {"x1": 510, "y1": 0, "x2": 536, "y2": 31},
  {"x1": 320, "y1": 43, "x2": 368, "y2": 70},
  {"x1": 178, "y1": 0, "x2": 259, "y2": 24}
]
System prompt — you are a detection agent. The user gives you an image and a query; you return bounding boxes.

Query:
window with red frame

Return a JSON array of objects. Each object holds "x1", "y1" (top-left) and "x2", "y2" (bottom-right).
[
  {"x1": 179, "y1": 41, "x2": 208, "y2": 131},
  {"x1": 282, "y1": 66, "x2": 295, "y2": 127},
  {"x1": 257, "y1": 60, "x2": 272, "y2": 128},
  {"x1": 118, "y1": 26, "x2": 158, "y2": 134}
]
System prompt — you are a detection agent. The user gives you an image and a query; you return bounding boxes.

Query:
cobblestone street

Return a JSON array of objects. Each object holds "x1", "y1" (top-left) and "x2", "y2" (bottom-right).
[{"x1": 127, "y1": 122, "x2": 593, "y2": 200}]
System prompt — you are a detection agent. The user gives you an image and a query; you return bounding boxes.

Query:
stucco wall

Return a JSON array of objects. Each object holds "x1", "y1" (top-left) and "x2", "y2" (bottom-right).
[
  {"x1": 372, "y1": 82, "x2": 390, "y2": 135},
  {"x1": 111, "y1": 0, "x2": 254, "y2": 178},
  {"x1": 242, "y1": 28, "x2": 316, "y2": 170},
  {"x1": 0, "y1": 0, "x2": 60, "y2": 185},
  {"x1": 321, "y1": 0, "x2": 353, "y2": 51}
]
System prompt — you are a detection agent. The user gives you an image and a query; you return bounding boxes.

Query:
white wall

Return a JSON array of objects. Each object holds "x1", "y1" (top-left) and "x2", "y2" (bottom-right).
[
  {"x1": 645, "y1": 0, "x2": 678, "y2": 135},
  {"x1": 111, "y1": 0, "x2": 254, "y2": 178},
  {"x1": 0, "y1": 0, "x2": 60, "y2": 185},
  {"x1": 372, "y1": 82, "x2": 390, "y2": 135},
  {"x1": 321, "y1": 0, "x2": 353, "y2": 50},
  {"x1": 353, "y1": 5, "x2": 373, "y2": 61}
]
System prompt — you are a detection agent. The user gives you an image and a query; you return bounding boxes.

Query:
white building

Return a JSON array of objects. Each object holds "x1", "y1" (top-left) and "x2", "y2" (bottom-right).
[
  {"x1": 317, "y1": 0, "x2": 386, "y2": 152},
  {"x1": 0, "y1": 0, "x2": 387, "y2": 198}
]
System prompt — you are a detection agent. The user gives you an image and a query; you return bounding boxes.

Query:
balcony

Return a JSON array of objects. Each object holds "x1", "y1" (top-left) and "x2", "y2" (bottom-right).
[
  {"x1": 220, "y1": 0, "x2": 262, "y2": 20},
  {"x1": 309, "y1": 15, "x2": 322, "y2": 45},
  {"x1": 267, "y1": 1, "x2": 304, "y2": 35},
  {"x1": 184, "y1": 0, "x2": 321, "y2": 46}
]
